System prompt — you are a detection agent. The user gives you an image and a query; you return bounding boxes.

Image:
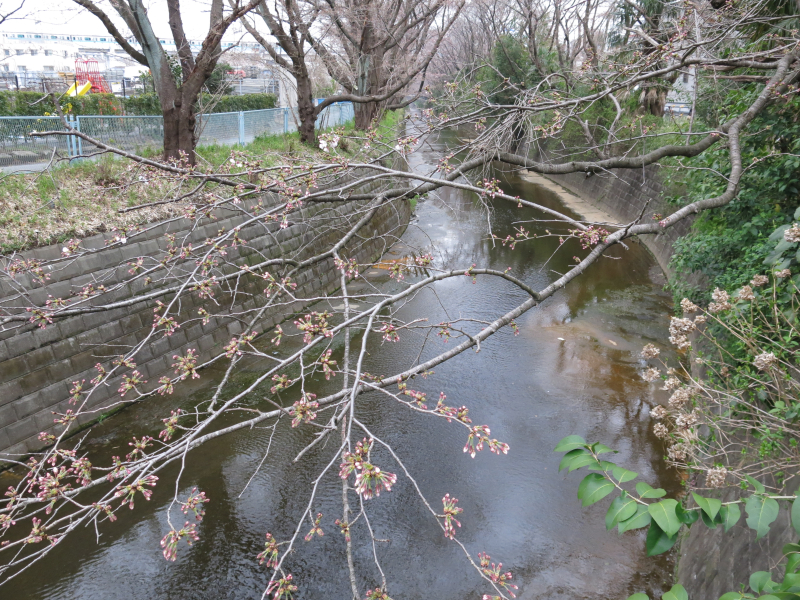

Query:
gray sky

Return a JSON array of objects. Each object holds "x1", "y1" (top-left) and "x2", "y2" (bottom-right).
[{"x1": 3, "y1": 0, "x2": 253, "y2": 40}]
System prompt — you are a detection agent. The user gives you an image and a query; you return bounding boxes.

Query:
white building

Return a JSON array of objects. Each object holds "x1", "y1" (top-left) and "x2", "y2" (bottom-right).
[{"x1": 0, "y1": 31, "x2": 296, "y2": 105}]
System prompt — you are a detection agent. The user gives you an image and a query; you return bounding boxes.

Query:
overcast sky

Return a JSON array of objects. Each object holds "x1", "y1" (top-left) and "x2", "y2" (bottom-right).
[{"x1": 2, "y1": 0, "x2": 254, "y2": 40}]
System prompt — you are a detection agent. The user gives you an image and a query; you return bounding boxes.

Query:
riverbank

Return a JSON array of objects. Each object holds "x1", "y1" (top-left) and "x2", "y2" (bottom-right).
[
  {"x1": 0, "y1": 124, "x2": 681, "y2": 600},
  {"x1": 534, "y1": 155, "x2": 798, "y2": 600},
  {"x1": 0, "y1": 110, "x2": 403, "y2": 253}
]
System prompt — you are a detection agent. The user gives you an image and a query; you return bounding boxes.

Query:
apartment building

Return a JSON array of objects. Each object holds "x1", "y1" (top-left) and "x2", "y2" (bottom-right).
[{"x1": 0, "y1": 31, "x2": 294, "y2": 104}]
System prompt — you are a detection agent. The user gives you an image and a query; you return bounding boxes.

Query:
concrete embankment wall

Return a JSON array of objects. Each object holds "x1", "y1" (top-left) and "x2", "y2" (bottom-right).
[
  {"x1": 546, "y1": 163, "x2": 794, "y2": 599},
  {"x1": 543, "y1": 165, "x2": 692, "y2": 279},
  {"x1": 0, "y1": 191, "x2": 410, "y2": 458},
  {"x1": 675, "y1": 474, "x2": 796, "y2": 600}
]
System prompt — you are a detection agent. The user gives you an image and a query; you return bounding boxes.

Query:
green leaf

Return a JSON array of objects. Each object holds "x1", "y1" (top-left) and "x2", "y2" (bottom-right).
[
  {"x1": 693, "y1": 493, "x2": 722, "y2": 521},
  {"x1": 700, "y1": 508, "x2": 720, "y2": 529},
  {"x1": 786, "y1": 552, "x2": 800, "y2": 575},
  {"x1": 745, "y1": 475, "x2": 766, "y2": 494},
  {"x1": 676, "y1": 503, "x2": 700, "y2": 526},
  {"x1": 649, "y1": 499, "x2": 682, "y2": 537},
  {"x1": 750, "y1": 572, "x2": 772, "y2": 594},
  {"x1": 577, "y1": 473, "x2": 615, "y2": 507},
  {"x1": 769, "y1": 224, "x2": 791, "y2": 241},
  {"x1": 612, "y1": 466, "x2": 639, "y2": 483},
  {"x1": 559, "y1": 449, "x2": 601, "y2": 472},
  {"x1": 718, "y1": 593, "x2": 744, "y2": 600},
  {"x1": 646, "y1": 521, "x2": 678, "y2": 556},
  {"x1": 636, "y1": 482, "x2": 667, "y2": 499},
  {"x1": 719, "y1": 504, "x2": 741, "y2": 532},
  {"x1": 779, "y1": 572, "x2": 800, "y2": 591},
  {"x1": 662, "y1": 584, "x2": 689, "y2": 600},
  {"x1": 793, "y1": 206, "x2": 800, "y2": 220},
  {"x1": 792, "y1": 497, "x2": 800, "y2": 537},
  {"x1": 559, "y1": 449, "x2": 583, "y2": 471},
  {"x1": 619, "y1": 504, "x2": 652, "y2": 532},
  {"x1": 592, "y1": 443, "x2": 616, "y2": 455},
  {"x1": 627, "y1": 594, "x2": 650, "y2": 600},
  {"x1": 745, "y1": 495, "x2": 780, "y2": 540},
  {"x1": 589, "y1": 460, "x2": 618, "y2": 472},
  {"x1": 607, "y1": 495, "x2": 638, "y2": 530},
  {"x1": 555, "y1": 435, "x2": 587, "y2": 453}
]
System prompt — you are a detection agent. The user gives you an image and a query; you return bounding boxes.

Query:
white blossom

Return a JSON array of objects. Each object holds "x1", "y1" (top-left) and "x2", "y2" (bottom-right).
[
  {"x1": 753, "y1": 352, "x2": 778, "y2": 371},
  {"x1": 705, "y1": 466, "x2": 727, "y2": 488},
  {"x1": 737, "y1": 285, "x2": 755, "y2": 301},
  {"x1": 783, "y1": 223, "x2": 800, "y2": 243},
  {"x1": 641, "y1": 367, "x2": 661, "y2": 382},
  {"x1": 680, "y1": 298, "x2": 699, "y2": 313},
  {"x1": 653, "y1": 423, "x2": 669, "y2": 438},
  {"x1": 668, "y1": 388, "x2": 691, "y2": 409},
  {"x1": 650, "y1": 405, "x2": 668, "y2": 420},
  {"x1": 641, "y1": 344, "x2": 660, "y2": 359}
]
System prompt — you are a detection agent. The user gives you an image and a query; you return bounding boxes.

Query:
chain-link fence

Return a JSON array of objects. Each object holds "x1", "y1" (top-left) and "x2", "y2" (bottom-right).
[
  {"x1": 0, "y1": 102, "x2": 354, "y2": 170},
  {"x1": 77, "y1": 115, "x2": 164, "y2": 156},
  {"x1": 0, "y1": 116, "x2": 73, "y2": 166}
]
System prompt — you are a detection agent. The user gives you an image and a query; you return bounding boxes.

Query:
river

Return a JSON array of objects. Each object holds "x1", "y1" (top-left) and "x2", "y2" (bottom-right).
[{"x1": 1, "y1": 125, "x2": 680, "y2": 600}]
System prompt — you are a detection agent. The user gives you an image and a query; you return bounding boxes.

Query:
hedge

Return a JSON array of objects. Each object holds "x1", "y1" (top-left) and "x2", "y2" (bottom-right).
[
  {"x1": 0, "y1": 91, "x2": 277, "y2": 117},
  {"x1": 124, "y1": 93, "x2": 278, "y2": 115}
]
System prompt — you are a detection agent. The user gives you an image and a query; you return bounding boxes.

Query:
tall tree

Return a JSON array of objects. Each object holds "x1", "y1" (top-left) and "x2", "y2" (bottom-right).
[
  {"x1": 238, "y1": 0, "x2": 323, "y2": 144},
  {"x1": 314, "y1": 0, "x2": 463, "y2": 129},
  {"x1": 240, "y1": 0, "x2": 462, "y2": 143},
  {"x1": 72, "y1": 0, "x2": 261, "y2": 162}
]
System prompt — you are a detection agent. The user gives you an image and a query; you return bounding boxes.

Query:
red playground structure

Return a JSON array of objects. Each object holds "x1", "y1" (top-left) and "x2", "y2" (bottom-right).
[{"x1": 75, "y1": 59, "x2": 111, "y2": 94}]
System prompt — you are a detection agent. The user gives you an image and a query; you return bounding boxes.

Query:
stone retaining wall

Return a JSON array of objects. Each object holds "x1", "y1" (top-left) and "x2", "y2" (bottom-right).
[
  {"x1": 0, "y1": 190, "x2": 411, "y2": 458},
  {"x1": 549, "y1": 163, "x2": 793, "y2": 599},
  {"x1": 544, "y1": 165, "x2": 691, "y2": 278},
  {"x1": 675, "y1": 472, "x2": 796, "y2": 600}
]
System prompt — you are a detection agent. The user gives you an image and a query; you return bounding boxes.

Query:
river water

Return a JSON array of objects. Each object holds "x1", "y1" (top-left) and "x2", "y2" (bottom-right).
[{"x1": 2, "y1": 127, "x2": 680, "y2": 600}]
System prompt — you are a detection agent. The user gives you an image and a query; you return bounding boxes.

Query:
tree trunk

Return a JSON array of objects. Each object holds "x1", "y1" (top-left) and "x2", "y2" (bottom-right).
[
  {"x1": 354, "y1": 101, "x2": 379, "y2": 130},
  {"x1": 296, "y1": 71, "x2": 316, "y2": 145},
  {"x1": 163, "y1": 99, "x2": 197, "y2": 164}
]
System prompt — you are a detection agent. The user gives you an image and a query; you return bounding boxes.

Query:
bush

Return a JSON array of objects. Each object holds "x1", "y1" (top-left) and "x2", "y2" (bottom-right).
[
  {"x1": 0, "y1": 91, "x2": 278, "y2": 117},
  {"x1": 204, "y1": 93, "x2": 278, "y2": 113},
  {"x1": 668, "y1": 87, "x2": 800, "y2": 309},
  {"x1": 122, "y1": 93, "x2": 160, "y2": 116},
  {"x1": 122, "y1": 92, "x2": 278, "y2": 115},
  {"x1": 0, "y1": 92, "x2": 124, "y2": 116}
]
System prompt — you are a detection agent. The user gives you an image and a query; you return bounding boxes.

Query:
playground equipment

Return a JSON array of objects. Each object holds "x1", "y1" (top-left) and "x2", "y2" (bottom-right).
[
  {"x1": 74, "y1": 59, "x2": 111, "y2": 94},
  {"x1": 65, "y1": 81, "x2": 92, "y2": 97}
]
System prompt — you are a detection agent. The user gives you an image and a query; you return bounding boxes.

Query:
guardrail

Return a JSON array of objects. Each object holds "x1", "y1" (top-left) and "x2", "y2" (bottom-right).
[{"x1": 0, "y1": 102, "x2": 354, "y2": 170}]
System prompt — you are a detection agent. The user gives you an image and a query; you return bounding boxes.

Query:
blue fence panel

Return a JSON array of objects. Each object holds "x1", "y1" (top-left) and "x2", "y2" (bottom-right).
[
  {"x1": 242, "y1": 108, "x2": 286, "y2": 143},
  {"x1": 77, "y1": 115, "x2": 164, "y2": 155},
  {"x1": 197, "y1": 111, "x2": 240, "y2": 147},
  {"x1": 0, "y1": 102, "x2": 356, "y2": 170},
  {"x1": 0, "y1": 116, "x2": 73, "y2": 168}
]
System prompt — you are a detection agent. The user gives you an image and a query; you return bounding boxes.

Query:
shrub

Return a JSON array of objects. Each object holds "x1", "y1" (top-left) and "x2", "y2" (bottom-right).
[{"x1": 0, "y1": 91, "x2": 278, "y2": 117}]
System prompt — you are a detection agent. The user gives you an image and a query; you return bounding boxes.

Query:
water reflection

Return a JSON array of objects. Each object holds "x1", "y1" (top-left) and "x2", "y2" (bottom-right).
[{"x1": 2, "y1": 128, "x2": 679, "y2": 600}]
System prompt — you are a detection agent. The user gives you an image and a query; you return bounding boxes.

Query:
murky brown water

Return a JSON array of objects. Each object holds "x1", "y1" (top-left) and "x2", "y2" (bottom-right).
[{"x1": 1, "y1": 126, "x2": 680, "y2": 600}]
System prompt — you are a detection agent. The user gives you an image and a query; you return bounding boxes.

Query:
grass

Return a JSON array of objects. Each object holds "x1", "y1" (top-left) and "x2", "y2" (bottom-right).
[{"x1": 0, "y1": 109, "x2": 406, "y2": 253}]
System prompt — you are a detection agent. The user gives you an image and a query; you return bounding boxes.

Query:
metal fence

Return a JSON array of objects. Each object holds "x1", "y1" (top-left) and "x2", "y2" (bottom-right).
[{"x1": 0, "y1": 102, "x2": 355, "y2": 170}]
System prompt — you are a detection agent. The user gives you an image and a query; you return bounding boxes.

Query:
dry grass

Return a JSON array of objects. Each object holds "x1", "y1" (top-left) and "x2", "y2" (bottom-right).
[{"x1": 0, "y1": 110, "x2": 404, "y2": 253}]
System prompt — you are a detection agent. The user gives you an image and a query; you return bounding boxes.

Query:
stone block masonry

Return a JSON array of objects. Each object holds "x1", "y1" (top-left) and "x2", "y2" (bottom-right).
[{"x1": 0, "y1": 188, "x2": 411, "y2": 458}]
